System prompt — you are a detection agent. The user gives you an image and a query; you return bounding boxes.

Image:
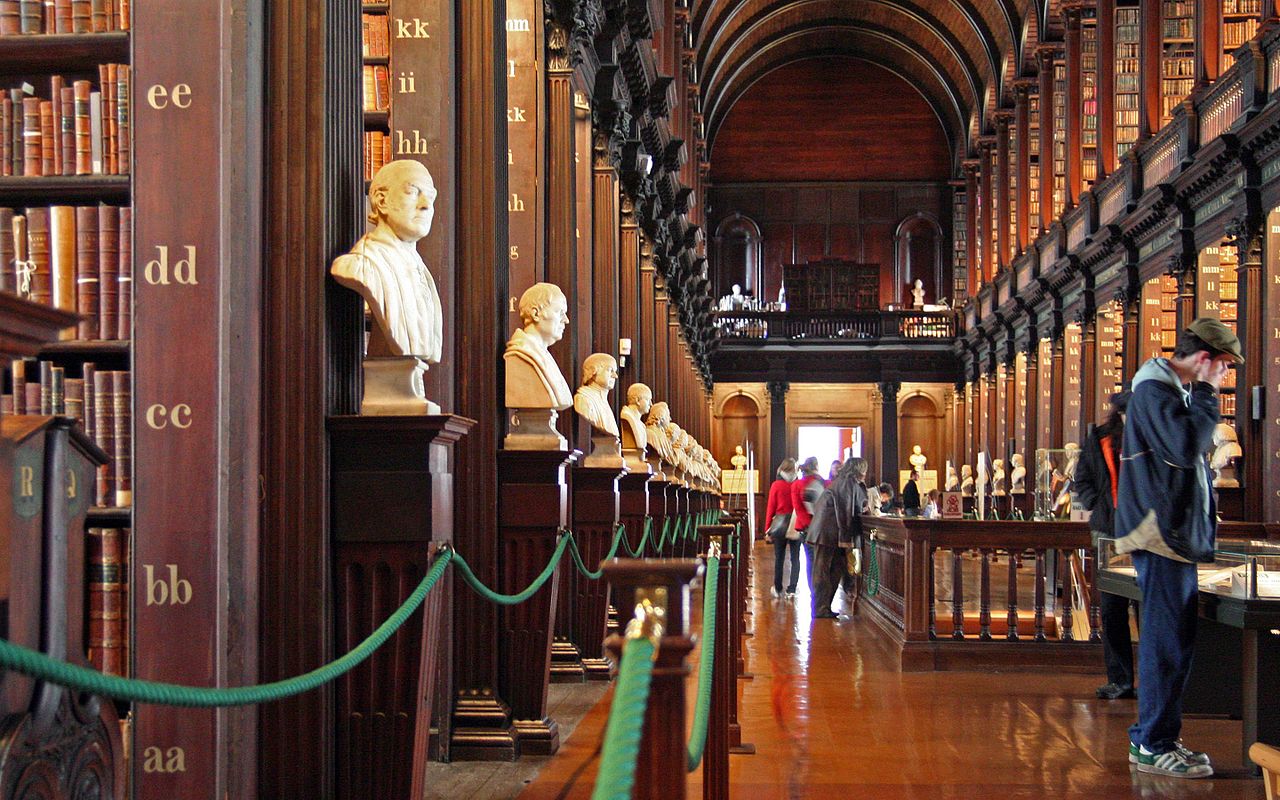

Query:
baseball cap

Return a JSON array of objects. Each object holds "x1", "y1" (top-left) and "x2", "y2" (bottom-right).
[{"x1": 1186, "y1": 318, "x2": 1244, "y2": 364}]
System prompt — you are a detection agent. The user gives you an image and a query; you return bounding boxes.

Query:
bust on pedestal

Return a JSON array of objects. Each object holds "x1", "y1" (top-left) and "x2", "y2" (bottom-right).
[
  {"x1": 945, "y1": 463, "x2": 959, "y2": 492},
  {"x1": 330, "y1": 159, "x2": 444, "y2": 414},
  {"x1": 991, "y1": 458, "x2": 1007, "y2": 496},
  {"x1": 619, "y1": 383, "x2": 654, "y2": 475},
  {"x1": 645, "y1": 401, "x2": 676, "y2": 478},
  {"x1": 911, "y1": 279, "x2": 925, "y2": 309},
  {"x1": 730, "y1": 445, "x2": 747, "y2": 471},
  {"x1": 960, "y1": 464, "x2": 974, "y2": 497},
  {"x1": 574, "y1": 353, "x2": 625, "y2": 468},
  {"x1": 504, "y1": 283, "x2": 573, "y2": 450},
  {"x1": 1210, "y1": 422, "x2": 1242, "y2": 487},
  {"x1": 1009, "y1": 453, "x2": 1026, "y2": 494}
]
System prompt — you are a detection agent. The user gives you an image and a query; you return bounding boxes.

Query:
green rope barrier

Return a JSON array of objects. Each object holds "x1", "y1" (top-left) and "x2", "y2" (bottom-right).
[
  {"x1": 452, "y1": 533, "x2": 571, "y2": 605},
  {"x1": 0, "y1": 550, "x2": 454, "y2": 707},
  {"x1": 590, "y1": 636, "x2": 656, "y2": 800},
  {"x1": 686, "y1": 555, "x2": 720, "y2": 772},
  {"x1": 566, "y1": 527, "x2": 630, "y2": 581},
  {"x1": 867, "y1": 538, "x2": 880, "y2": 598},
  {"x1": 659, "y1": 517, "x2": 673, "y2": 553}
]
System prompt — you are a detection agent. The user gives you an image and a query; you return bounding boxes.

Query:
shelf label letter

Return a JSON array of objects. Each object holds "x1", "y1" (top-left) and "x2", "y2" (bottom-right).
[
  {"x1": 142, "y1": 746, "x2": 187, "y2": 773},
  {"x1": 145, "y1": 404, "x2": 193, "y2": 430},
  {"x1": 145, "y1": 564, "x2": 193, "y2": 606},
  {"x1": 144, "y1": 246, "x2": 199, "y2": 286},
  {"x1": 146, "y1": 84, "x2": 193, "y2": 110}
]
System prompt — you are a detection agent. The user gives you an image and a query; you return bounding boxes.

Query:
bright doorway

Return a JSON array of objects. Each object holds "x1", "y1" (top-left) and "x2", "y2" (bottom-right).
[{"x1": 796, "y1": 426, "x2": 862, "y2": 473}]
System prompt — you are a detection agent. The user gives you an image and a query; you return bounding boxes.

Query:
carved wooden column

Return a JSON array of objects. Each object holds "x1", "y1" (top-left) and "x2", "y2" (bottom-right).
[
  {"x1": 1024, "y1": 338, "x2": 1041, "y2": 459},
  {"x1": 767, "y1": 381, "x2": 788, "y2": 475},
  {"x1": 450, "y1": 0, "x2": 515, "y2": 759},
  {"x1": 1079, "y1": 308, "x2": 1098, "y2": 431},
  {"x1": 1171, "y1": 252, "x2": 1197, "y2": 331},
  {"x1": 1227, "y1": 217, "x2": 1265, "y2": 521},
  {"x1": 1037, "y1": 46, "x2": 1058, "y2": 232},
  {"x1": 1051, "y1": 331, "x2": 1067, "y2": 448},
  {"x1": 880, "y1": 381, "x2": 901, "y2": 477},
  {"x1": 619, "y1": 198, "x2": 641, "y2": 390},
  {"x1": 1198, "y1": 0, "x2": 1223, "y2": 87},
  {"x1": 1064, "y1": 4, "x2": 1084, "y2": 208},
  {"x1": 995, "y1": 112, "x2": 1013, "y2": 271},
  {"x1": 985, "y1": 366, "x2": 999, "y2": 459},
  {"x1": 1014, "y1": 83, "x2": 1033, "y2": 254},
  {"x1": 1004, "y1": 350, "x2": 1017, "y2": 459},
  {"x1": 1097, "y1": 0, "x2": 1117, "y2": 176},
  {"x1": 978, "y1": 139, "x2": 996, "y2": 284},
  {"x1": 638, "y1": 243, "x2": 657, "y2": 393},
  {"x1": 1120, "y1": 284, "x2": 1141, "y2": 381},
  {"x1": 953, "y1": 381, "x2": 967, "y2": 467},
  {"x1": 963, "y1": 161, "x2": 980, "y2": 293},
  {"x1": 592, "y1": 133, "x2": 620, "y2": 358}
]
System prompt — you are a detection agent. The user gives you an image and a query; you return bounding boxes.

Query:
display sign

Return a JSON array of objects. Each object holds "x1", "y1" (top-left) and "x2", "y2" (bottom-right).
[{"x1": 941, "y1": 491, "x2": 964, "y2": 519}]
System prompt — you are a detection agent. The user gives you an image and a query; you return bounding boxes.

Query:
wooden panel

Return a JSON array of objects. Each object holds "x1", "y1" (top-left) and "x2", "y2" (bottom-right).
[
  {"x1": 826, "y1": 225, "x2": 859, "y2": 259},
  {"x1": 710, "y1": 58, "x2": 951, "y2": 183},
  {"x1": 793, "y1": 223, "x2": 826, "y2": 263},
  {"x1": 761, "y1": 223, "x2": 793, "y2": 301}
]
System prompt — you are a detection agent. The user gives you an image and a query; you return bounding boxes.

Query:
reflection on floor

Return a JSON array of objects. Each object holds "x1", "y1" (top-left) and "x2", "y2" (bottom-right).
[{"x1": 515, "y1": 541, "x2": 1265, "y2": 799}]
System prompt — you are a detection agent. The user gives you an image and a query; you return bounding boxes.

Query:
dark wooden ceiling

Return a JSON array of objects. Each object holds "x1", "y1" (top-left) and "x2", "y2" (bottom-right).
[
  {"x1": 693, "y1": 0, "x2": 1042, "y2": 174},
  {"x1": 710, "y1": 57, "x2": 952, "y2": 182}
]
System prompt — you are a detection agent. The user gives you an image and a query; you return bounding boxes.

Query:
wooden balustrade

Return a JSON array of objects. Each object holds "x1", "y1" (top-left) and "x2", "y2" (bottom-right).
[
  {"x1": 712, "y1": 310, "x2": 957, "y2": 342},
  {"x1": 859, "y1": 517, "x2": 1102, "y2": 671}
]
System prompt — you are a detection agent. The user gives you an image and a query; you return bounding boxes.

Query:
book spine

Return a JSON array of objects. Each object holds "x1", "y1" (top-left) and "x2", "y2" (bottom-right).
[
  {"x1": 117, "y1": 206, "x2": 130, "y2": 339},
  {"x1": 93, "y1": 368, "x2": 113, "y2": 506},
  {"x1": 1, "y1": 96, "x2": 11, "y2": 177},
  {"x1": 69, "y1": 0, "x2": 87, "y2": 31},
  {"x1": 24, "y1": 206, "x2": 51, "y2": 306},
  {"x1": 115, "y1": 65, "x2": 128, "y2": 175},
  {"x1": 49, "y1": 365, "x2": 64, "y2": 415},
  {"x1": 89, "y1": 90, "x2": 102, "y2": 174},
  {"x1": 42, "y1": 0, "x2": 51, "y2": 30},
  {"x1": 115, "y1": 0, "x2": 124, "y2": 29},
  {"x1": 21, "y1": 97, "x2": 41, "y2": 177},
  {"x1": 82, "y1": 361, "x2": 95, "y2": 441},
  {"x1": 24, "y1": 380, "x2": 39, "y2": 413},
  {"x1": 97, "y1": 204, "x2": 117, "y2": 340},
  {"x1": 0, "y1": 394, "x2": 11, "y2": 415},
  {"x1": 103, "y1": 64, "x2": 117, "y2": 175},
  {"x1": 73, "y1": 80, "x2": 90, "y2": 176},
  {"x1": 52, "y1": 0, "x2": 68, "y2": 31},
  {"x1": 0, "y1": 2, "x2": 21, "y2": 35},
  {"x1": 38, "y1": 100, "x2": 53, "y2": 176},
  {"x1": 0, "y1": 207, "x2": 12, "y2": 293},
  {"x1": 89, "y1": 0, "x2": 104, "y2": 31},
  {"x1": 59, "y1": 86, "x2": 73, "y2": 176},
  {"x1": 50, "y1": 75, "x2": 63, "y2": 175},
  {"x1": 87, "y1": 528, "x2": 129, "y2": 676},
  {"x1": 49, "y1": 204, "x2": 77, "y2": 313},
  {"x1": 65, "y1": 376, "x2": 84, "y2": 424},
  {"x1": 9, "y1": 89, "x2": 23, "y2": 177},
  {"x1": 110, "y1": 369, "x2": 131, "y2": 506},
  {"x1": 38, "y1": 359, "x2": 51, "y2": 414},
  {"x1": 76, "y1": 204, "x2": 100, "y2": 338},
  {"x1": 11, "y1": 358, "x2": 26, "y2": 414},
  {"x1": 17, "y1": 0, "x2": 40, "y2": 32}
]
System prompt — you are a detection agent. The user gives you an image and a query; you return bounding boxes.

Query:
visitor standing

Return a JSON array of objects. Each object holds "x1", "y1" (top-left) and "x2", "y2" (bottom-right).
[
  {"x1": 1075, "y1": 389, "x2": 1135, "y2": 701},
  {"x1": 807, "y1": 458, "x2": 868, "y2": 618},
  {"x1": 764, "y1": 458, "x2": 800, "y2": 598},
  {"x1": 790, "y1": 457, "x2": 824, "y2": 591},
  {"x1": 1114, "y1": 319, "x2": 1243, "y2": 779}
]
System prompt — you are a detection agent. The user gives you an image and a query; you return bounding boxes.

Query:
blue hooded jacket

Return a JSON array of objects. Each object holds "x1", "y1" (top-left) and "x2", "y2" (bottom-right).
[{"x1": 1114, "y1": 358, "x2": 1219, "y2": 562}]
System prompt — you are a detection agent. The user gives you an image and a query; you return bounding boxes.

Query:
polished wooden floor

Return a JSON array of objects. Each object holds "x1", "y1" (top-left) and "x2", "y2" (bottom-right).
[{"x1": 520, "y1": 543, "x2": 1266, "y2": 799}]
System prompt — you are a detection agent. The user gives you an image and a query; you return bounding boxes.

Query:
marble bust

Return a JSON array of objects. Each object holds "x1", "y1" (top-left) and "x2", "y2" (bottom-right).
[
  {"x1": 731, "y1": 445, "x2": 747, "y2": 470},
  {"x1": 645, "y1": 401, "x2": 677, "y2": 474},
  {"x1": 991, "y1": 458, "x2": 1007, "y2": 496},
  {"x1": 619, "y1": 383, "x2": 653, "y2": 473},
  {"x1": 1210, "y1": 422, "x2": 1242, "y2": 487},
  {"x1": 911, "y1": 279, "x2": 925, "y2": 309},
  {"x1": 960, "y1": 464, "x2": 974, "y2": 497},
  {"x1": 908, "y1": 445, "x2": 927, "y2": 474},
  {"x1": 1009, "y1": 453, "x2": 1026, "y2": 494},
  {"x1": 945, "y1": 463, "x2": 958, "y2": 492},
  {"x1": 504, "y1": 282, "x2": 573, "y2": 449},
  {"x1": 330, "y1": 159, "x2": 444, "y2": 414},
  {"x1": 574, "y1": 353, "x2": 625, "y2": 468},
  {"x1": 668, "y1": 423, "x2": 691, "y2": 485}
]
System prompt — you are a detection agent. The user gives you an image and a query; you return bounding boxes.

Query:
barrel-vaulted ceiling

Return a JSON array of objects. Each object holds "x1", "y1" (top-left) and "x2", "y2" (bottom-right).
[{"x1": 693, "y1": 0, "x2": 1046, "y2": 173}]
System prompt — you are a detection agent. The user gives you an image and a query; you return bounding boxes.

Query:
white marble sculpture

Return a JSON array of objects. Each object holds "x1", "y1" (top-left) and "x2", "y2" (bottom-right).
[
  {"x1": 645, "y1": 401, "x2": 676, "y2": 477},
  {"x1": 620, "y1": 383, "x2": 653, "y2": 474},
  {"x1": 1210, "y1": 422, "x2": 1243, "y2": 488},
  {"x1": 960, "y1": 464, "x2": 974, "y2": 497},
  {"x1": 908, "y1": 445, "x2": 927, "y2": 475},
  {"x1": 504, "y1": 282, "x2": 573, "y2": 449},
  {"x1": 574, "y1": 353, "x2": 625, "y2": 468},
  {"x1": 719, "y1": 283, "x2": 746, "y2": 311},
  {"x1": 911, "y1": 279, "x2": 925, "y2": 309},
  {"x1": 945, "y1": 463, "x2": 959, "y2": 492},
  {"x1": 330, "y1": 159, "x2": 444, "y2": 414},
  {"x1": 991, "y1": 458, "x2": 1007, "y2": 496},
  {"x1": 1009, "y1": 453, "x2": 1026, "y2": 494},
  {"x1": 731, "y1": 445, "x2": 747, "y2": 470}
]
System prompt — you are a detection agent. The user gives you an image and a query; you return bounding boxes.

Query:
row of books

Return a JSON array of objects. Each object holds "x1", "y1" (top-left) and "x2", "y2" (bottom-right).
[
  {"x1": 2, "y1": 361, "x2": 131, "y2": 507},
  {"x1": 1223, "y1": 0, "x2": 1261, "y2": 13},
  {"x1": 1163, "y1": 0, "x2": 1194, "y2": 17},
  {"x1": 0, "y1": 205, "x2": 132, "y2": 340},
  {"x1": 1223, "y1": 19, "x2": 1259, "y2": 49},
  {"x1": 362, "y1": 64, "x2": 390, "y2": 114},
  {"x1": 364, "y1": 131, "x2": 392, "y2": 181},
  {"x1": 1162, "y1": 18, "x2": 1193, "y2": 39},
  {"x1": 0, "y1": 66, "x2": 131, "y2": 178},
  {"x1": 0, "y1": 0, "x2": 129, "y2": 34},
  {"x1": 87, "y1": 526, "x2": 128, "y2": 676},
  {"x1": 1162, "y1": 55, "x2": 1195, "y2": 78},
  {"x1": 362, "y1": 12, "x2": 388, "y2": 60}
]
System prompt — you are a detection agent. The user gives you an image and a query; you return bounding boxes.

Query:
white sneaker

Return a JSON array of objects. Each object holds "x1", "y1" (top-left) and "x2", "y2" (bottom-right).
[
  {"x1": 770, "y1": 587, "x2": 780, "y2": 598},
  {"x1": 1133, "y1": 744, "x2": 1213, "y2": 778}
]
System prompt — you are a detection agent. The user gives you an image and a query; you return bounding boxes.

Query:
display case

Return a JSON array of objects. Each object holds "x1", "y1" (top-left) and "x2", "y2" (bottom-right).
[
  {"x1": 1099, "y1": 537, "x2": 1280, "y2": 599},
  {"x1": 1034, "y1": 447, "x2": 1081, "y2": 520}
]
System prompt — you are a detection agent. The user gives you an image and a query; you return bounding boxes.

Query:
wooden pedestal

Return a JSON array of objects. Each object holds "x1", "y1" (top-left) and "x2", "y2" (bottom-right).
[
  {"x1": 618, "y1": 471, "x2": 650, "y2": 555},
  {"x1": 570, "y1": 466, "x2": 623, "y2": 680},
  {"x1": 496, "y1": 449, "x2": 575, "y2": 756},
  {"x1": 328, "y1": 414, "x2": 475, "y2": 796}
]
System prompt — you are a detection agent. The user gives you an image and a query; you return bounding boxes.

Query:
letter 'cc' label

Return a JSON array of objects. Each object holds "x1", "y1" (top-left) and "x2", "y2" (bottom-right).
[{"x1": 145, "y1": 404, "x2": 194, "y2": 430}]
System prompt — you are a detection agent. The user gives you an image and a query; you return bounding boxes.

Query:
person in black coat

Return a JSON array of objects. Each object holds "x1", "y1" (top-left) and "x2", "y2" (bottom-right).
[
  {"x1": 1075, "y1": 389, "x2": 1134, "y2": 700},
  {"x1": 902, "y1": 471, "x2": 921, "y2": 516}
]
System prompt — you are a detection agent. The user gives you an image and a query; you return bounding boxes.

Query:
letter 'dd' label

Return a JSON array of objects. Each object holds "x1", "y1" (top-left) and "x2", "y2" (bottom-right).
[{"x1": 144, "y1": 246, "x2": 199, "y2": 286}]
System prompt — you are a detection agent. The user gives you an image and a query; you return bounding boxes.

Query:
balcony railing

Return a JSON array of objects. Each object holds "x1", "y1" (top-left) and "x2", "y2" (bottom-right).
[{"x1": 712, "y1": 309, "x2": 957, "y2": 342}]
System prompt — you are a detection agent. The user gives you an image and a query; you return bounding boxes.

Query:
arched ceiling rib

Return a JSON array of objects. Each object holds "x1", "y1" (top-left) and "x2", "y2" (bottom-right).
[
  {"x1": 691, "y1": 0, "x2": 1028, "y2": 170},
  {"x1": 705, "y1": 29, "x2": 968, "y2": 159}
]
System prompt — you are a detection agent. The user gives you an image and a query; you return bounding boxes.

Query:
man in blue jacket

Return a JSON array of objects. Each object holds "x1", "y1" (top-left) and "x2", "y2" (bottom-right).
[{"x1": 1113, "y1": 318, "x2": 1243, "y2": 779}]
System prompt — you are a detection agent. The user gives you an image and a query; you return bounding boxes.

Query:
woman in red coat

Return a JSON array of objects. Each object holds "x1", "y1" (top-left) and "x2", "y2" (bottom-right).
[{"x1": 764, "y1": 458, "x2": 798, "y2": 597}]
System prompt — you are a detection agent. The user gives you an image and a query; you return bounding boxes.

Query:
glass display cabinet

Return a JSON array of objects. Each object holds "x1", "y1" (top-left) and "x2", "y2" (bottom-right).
[{"x1": 1034, "y1": 447, "x2": 1081, "y2": 521}]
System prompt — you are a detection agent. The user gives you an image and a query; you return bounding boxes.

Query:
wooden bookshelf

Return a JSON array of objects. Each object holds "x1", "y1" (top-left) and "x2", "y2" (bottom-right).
[
  {"x1": 1081, "y1": 7, "x2": 1099, "y2": 189},
  {"x1": 1197, "y1": 241, "x2": 1239, "y2": 422},
  {"x1": 1052, "y1": 59, "x2": 1067, "y2": 218},
  {"x1": 1161, "y1": 0, "x2": 1195, "y2": 125},
  {"x1": 1115, "y1": 4, "x2": 1140, "y2": 161},
  {"x1": 1028, "y1": 92, "x2": 1041, "y2": 239},
  {"x1": 0, "y1": 175, "x2": 130, "y2": 204},
  {"x1": 952, "y1": 185, "x2": 967, "y2": 299},
  {"x1": 0, "y1": 32, "x2": 129, "y2": 71},
  {"x1": 1007, "y1": 122, "x2": 1018, "y2": 260},
  {"x1": 1221, "y1": 0, "x2": 1261, "y2": 73}
]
